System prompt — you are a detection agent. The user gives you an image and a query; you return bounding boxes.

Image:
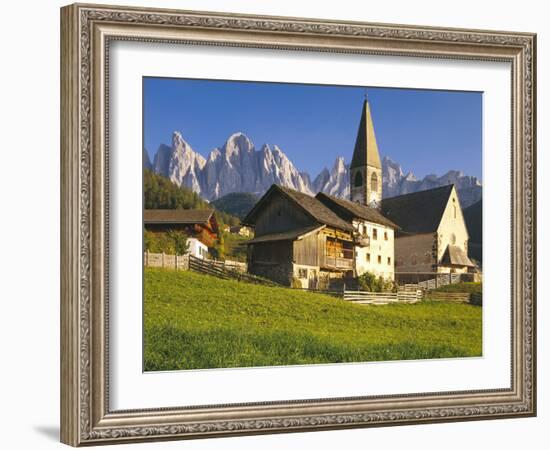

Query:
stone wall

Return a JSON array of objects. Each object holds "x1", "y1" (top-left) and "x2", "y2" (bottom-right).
[{"x1": 249, "y1": 261, "x2": 294, "y2": 286}]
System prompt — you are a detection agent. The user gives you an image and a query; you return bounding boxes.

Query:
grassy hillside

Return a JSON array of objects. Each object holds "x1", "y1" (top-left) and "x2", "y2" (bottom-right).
[{"x1": 144, "y1": 269, "x2": 482, "y2": 371}]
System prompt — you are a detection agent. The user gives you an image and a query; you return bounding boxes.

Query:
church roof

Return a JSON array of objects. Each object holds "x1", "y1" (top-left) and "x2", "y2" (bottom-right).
[
  {"x1": 315, "y1": 192, "x2": 399, "y2": 229},
  {"x1": 350, "y1": 100, "x2": 382, "y2": 170},
  {"x1": 243, "y1": 184, "x2": 354, "y2": 232},
  {"x1": 380, "y1": 185, "x2": 454, "y2": 233},
  {"x1": 441, "y1": 245, "x2": 475, "y2": 267}
]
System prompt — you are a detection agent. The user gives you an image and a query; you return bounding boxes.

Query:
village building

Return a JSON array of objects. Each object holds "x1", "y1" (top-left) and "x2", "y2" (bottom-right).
[
  {"x1": 316, "y1": 192, "x2": 398, "y2": 280},
  {"x1": 242, "y1": 185, "x2": 356, "y2": 289},
  {"x1": 143, "y1": 209, "x2": 219, "y2": 257},
  {"x1": 185, "y1": 237, "x2": 209, "y2": 259},
  {"x1": 229, "y1": 225, "x2": 253, "y2": 237},
  {"x1": 380, "y1": 185, "x2": 476, "y2": 274}
]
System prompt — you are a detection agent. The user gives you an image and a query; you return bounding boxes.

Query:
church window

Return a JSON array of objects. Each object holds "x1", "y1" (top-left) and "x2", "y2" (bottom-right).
[
  {"x1": 424, "y1": 252, "x2": 431, "y2": 264},
  {"x1": 371, "y1": 172, "x2": 378, "y2": 192},
  {"x1": 354, "y1": 171, "x2": 363, "y2": 187},
  {"x1": 451, "y1": 233, "x2": 456, "y2": 245},
  {"x1": 387, "y1": 257, "x2": 391, "y2": 265},
  {"x1": 453, "y1": 205, "x2": 457, "y2": 219},
  {"x1": 373, "y1": 228, "x2": 378, "y2": 240},
  {"x1": 411, "y1": 254, "x2": 418, "y2": 266},
  {"x1": 377, "y1": 255, "x2": 382, "y2": 264},
  {"x1": 366, "y1": 253, "x2": 371, "y2": 263},
  {"x1": 384, "y1": 231, "x2": 388, "y2": 241}
]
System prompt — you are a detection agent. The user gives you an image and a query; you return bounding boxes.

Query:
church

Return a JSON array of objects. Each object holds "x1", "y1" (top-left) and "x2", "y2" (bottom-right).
[{"x1": 347, "y1": 98, "x2": 476, "y2": 275}]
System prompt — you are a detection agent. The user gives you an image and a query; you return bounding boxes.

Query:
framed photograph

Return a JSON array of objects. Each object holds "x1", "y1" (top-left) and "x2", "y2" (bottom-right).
[{"x1": 60, "y1": 3, "x2": 536, "y2": 446}]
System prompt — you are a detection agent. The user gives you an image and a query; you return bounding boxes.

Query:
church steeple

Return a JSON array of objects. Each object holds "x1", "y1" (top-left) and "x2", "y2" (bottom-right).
[{"x1": 350, "y1": 98, "x2": 383, "y2": 208}]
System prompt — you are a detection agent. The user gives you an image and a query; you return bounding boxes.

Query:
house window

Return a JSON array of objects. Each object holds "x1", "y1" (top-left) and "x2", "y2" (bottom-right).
[
  {"x1": 354, "y1": 170, "x2": 363, "y2": 187},
  {"x1": 377, "y1": 255, "x2": 382, "y2": 264},
  {"x1": 384, "y1": 231, "x2": 388, "y2": 241},
  {"x1": 373, "y1": 228, "x2": 378, "y2": 240},
  {"x1": 371, "y1": 172, "x2": 378, "y2": 192},
  {"x1": 387, "y1": 257, "x2": 391, "y2": 265},
  {"x1": 366, "y1": 253, "x2": 371, "y2": 263},
  {"x1": 297, "y1": 268, "x2": 308, "y2": 279}
]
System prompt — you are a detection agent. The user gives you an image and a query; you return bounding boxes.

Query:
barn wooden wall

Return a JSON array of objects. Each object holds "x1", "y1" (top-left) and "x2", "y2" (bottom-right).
[{"x1": 253, "y1": 194, "x2": 315, "y2": 236}]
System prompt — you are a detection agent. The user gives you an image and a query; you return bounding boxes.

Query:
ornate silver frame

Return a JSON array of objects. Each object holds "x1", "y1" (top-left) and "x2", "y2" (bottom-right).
[{"x1": 60, "y1": 3, "x2": 536, "y2": 446}]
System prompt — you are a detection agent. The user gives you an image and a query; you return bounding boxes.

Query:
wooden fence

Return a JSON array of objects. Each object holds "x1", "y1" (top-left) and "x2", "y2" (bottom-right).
[
  {"x1": 144, "y1": 251, "x2": 189, "y2": 270},
  {"x1": 343, "y1": 289, "x2": 422, "y2": 305},
  {"x1": 188, "y1": 255, "x2": 277, "y2": 286},
  {"x1": 424, "y1": 292, "x2": 471, "y2": 303},
  {"x1": 144, "y1": 252, "x2": 246, "y2": 273},
  {"x1": 395, "y1": 272, "x2": 479, "y2": 290},
  {"x1": 424, "y1": 292, "x2": 482, "y2": 305}
]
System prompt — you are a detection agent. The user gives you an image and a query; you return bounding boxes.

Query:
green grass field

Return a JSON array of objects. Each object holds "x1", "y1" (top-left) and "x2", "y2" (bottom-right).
[{"x1": 144, "y1": 268, "x2": 482, "y2": 371}]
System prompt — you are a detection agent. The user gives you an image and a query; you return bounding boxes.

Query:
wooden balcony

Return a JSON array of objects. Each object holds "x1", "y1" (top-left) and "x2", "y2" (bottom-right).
[{"x1": 322, "y1": 248, "x2": 354, "y2": 270}]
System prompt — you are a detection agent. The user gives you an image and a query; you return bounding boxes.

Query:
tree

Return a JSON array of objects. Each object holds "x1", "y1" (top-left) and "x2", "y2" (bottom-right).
[{"x1": 166, "y1": 230, "x2": 189, "y2": 255}]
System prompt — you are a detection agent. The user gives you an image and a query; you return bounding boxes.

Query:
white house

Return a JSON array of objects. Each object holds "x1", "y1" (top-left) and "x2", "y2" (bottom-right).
[
  {"x1": 316, "y1": 193, "x2": 398, "y2": 280},
  {"x1": 186, "y1": 237, "x2": 209, "y2": 259}
]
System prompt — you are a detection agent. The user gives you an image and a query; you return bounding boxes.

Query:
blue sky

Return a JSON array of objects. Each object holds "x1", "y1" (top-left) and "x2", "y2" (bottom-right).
[{"x1": 143, "y1": 78, "x2": 482, "y2": 180}]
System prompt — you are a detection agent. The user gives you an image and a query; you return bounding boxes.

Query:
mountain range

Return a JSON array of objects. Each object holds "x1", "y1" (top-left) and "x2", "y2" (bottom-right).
[{"x1": 146, "y1": 131, "x2": 482, "y2": 208}]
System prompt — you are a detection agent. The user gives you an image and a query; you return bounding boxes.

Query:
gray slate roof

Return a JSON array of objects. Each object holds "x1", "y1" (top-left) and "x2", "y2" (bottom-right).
[
  {"x1": 380, "y1": 185, "x2": 454, "y2": 234},
  {"x1": 441, "y1": 245, "x2": 475, "y2": 267},
  {"x1": 316, "y1": 192, "x2": 399, "y2": 229},
  {"x1": 243, "y1": 185, "x2": 353, "y2": 232},
  {"x1": 144, "y1": 209, "x2": 214, "y2": 225}
]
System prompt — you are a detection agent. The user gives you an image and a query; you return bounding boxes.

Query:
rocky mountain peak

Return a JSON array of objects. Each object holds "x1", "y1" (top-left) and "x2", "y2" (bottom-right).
[
  {"x1": 149, "y1": 131, "x2": 482, "y2": 208},
  {"x1": 222, "y1": 132, "x2": 254, "y2": 158}
]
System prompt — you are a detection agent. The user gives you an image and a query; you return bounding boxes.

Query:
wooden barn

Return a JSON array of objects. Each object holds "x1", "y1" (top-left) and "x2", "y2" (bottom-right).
[
  {"x1": 242, "y1": 185, "x2": 355, "y2": 288},
  {"x1": 143, "y1": 209, "x2": 219, "y2": 248}
]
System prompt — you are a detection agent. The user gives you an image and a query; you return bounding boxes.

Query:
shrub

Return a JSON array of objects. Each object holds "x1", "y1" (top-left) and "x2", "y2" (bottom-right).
[
  {"x1": 357, "y1": 272, "x2": 393, "y2": 292},
  {"x1": 291, "y1": 277, "x2": 304, "y2": 289}
]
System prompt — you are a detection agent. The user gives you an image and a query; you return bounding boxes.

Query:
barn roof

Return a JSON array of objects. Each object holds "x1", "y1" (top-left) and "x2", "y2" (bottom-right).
[
  {"x1": 380, "y1": 185, "x2": 454, "y2": 233},
  {"x1": 144, "y1": 209, "x2": 215, "y2": 225},
  {"x1": 243, "y1": 185, "x2": 353, "y2": 232},
  {"x1": 441, "y1": 245, "x2": 475, "y2": 267},
  {"x1": 245, "y1": 225, "x2": 324, "y2": 244},
  {"x1": 315, "y1": 192, "x2": 399, "y2": 229}
]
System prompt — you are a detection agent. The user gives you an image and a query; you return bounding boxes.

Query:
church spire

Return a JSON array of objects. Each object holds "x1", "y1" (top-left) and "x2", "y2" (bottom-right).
[
  {"x1": 350, "y1": 99, "x2": 381, "y2": 170},
  {"x1": 350, "y1": 98, "x2": 383, "y2": 208}
]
